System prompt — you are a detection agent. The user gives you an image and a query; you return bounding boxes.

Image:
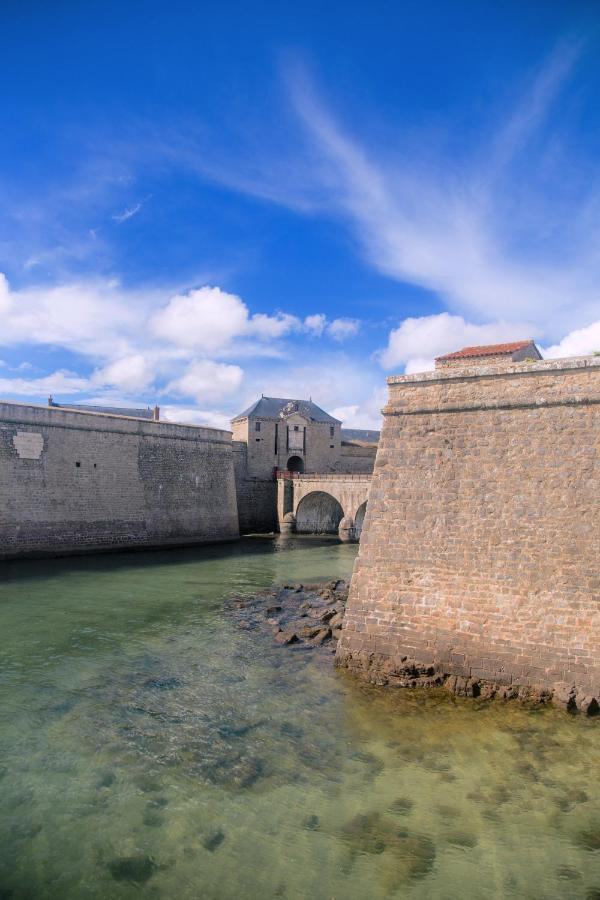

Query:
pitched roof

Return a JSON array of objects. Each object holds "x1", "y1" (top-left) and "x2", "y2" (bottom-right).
[
  {"x1": 49, "y1": 400, "x2": 156, "y2": 420},
  {"x1": 232, "y1": 396, "x2": 340, "y2": 424},
  {"x1": 436, "y1": 340, "x2": 537, "y2": 362},
  {"x1": 341, "y1": 428, "x2": 380, "y2": 445}
]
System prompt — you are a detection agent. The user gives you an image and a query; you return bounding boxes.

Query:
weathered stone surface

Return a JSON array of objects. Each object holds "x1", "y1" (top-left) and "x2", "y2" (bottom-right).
[
  {"x1": 0, "y1": 401, "x2": 239, "y2": 559},
  {"x1": 337, "y1": 355, "x2": 600, "y2": 713}
]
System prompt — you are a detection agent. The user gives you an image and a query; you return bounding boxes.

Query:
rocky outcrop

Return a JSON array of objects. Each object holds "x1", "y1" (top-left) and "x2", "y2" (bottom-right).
[{"x1": 227, "y1": 580, "x2": 348, "y2": 651}]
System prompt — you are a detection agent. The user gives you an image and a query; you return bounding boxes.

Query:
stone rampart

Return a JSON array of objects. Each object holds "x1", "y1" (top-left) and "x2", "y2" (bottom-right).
[
  {"x1": 0, "y1": 401, "x2": 239, "y2": 558},
  {"x1": 232, "y1": 441, "x2": 278, "y2": 533},
  {"x1": 337, "y1": 356, "x2": 600, "y2": 711}
]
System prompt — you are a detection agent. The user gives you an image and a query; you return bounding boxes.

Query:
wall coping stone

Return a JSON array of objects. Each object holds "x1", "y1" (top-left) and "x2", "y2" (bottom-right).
[{"x1": 387, "y1": 354, "x2": 600, "y2": 387}]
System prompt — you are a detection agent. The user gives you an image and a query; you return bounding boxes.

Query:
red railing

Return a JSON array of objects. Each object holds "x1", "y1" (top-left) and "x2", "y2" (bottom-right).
[{"x1": 274, "y1": 468, "x2": 301, "y2": 479}]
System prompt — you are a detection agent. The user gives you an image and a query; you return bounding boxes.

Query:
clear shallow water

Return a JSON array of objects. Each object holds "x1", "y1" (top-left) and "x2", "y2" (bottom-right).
[{"x1": 0, "y1": 536, "x2": 598, "y2": 900}]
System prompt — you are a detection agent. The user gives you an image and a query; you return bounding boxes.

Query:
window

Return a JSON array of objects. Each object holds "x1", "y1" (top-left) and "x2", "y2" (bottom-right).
[
  {"x1": 255, "y1": 422, "x2": 261, "y2": 432},
  {"x1": 330, "y1": 426, "x2": 335, "y2": 437},
  {"x1": 330, "y1": 445, "x2": 334, "y2": 449},
  {"x1": 294, "y1": 425, "x2": 299, "y2": 432}
]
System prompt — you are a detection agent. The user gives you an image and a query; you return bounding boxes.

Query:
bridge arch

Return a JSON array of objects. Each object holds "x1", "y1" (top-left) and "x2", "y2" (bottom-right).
[
  {"x1": 295, "y1": 491, "x2": 344, "y2": 534},
  {"x1": 354, "y1": 501, "x2": 367, "y2": 540}
]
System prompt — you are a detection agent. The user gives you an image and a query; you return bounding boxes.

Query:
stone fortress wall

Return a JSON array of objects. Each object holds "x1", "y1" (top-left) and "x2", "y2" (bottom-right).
[
  {"x1": 232, "y1": 441, "x2": 278, "y2": 533},
  {"x1": 0, "y1": 401, "x2": 239, "y2": 559},
  {"x1": 337, "y1": 356, "x2": 600, "y2": 711}
]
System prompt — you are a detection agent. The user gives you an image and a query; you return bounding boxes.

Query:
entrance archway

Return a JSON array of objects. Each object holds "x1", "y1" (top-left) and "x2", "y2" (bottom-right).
[
  {"x1": 295, "y1": 491, "x2": 344, "y2": 534},
  {"x1": 287, "y1": 456, "x2": 304, "y2": 473},
  {"x1": 354, "y1": 501, "x2": 367, "y2": 540}
]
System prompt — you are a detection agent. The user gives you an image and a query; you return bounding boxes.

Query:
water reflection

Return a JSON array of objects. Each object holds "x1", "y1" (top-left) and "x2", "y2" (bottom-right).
[{"x1": 0, "y1": 537, "x2": 598, "y2": 899}]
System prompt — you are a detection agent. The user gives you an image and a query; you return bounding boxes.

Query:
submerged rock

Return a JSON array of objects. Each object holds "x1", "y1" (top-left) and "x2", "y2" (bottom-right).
[
  {"x1": 202, "y1": 828, "x2": 226, "y2": 852},
  {"x1": 302, "y1": 814, "x2": 320, "y2": 831},
  {"x1": 389, "y1": 797, "x2": 414, "y2": 815},
  {"x1": 108, "y1": 854, "x2": 157, "y2": 884}
]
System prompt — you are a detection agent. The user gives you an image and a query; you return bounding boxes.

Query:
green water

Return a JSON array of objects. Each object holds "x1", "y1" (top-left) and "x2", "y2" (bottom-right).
[{"x1": 0, "y1": 537, "x2": 598, "y2": 900}]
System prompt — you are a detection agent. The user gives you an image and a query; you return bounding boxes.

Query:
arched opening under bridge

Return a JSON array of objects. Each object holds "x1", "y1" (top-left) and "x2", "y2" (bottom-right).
[
  {"x1": 354, "y1": 501, "x2": 367, "y2": 540},
  {"x1": 295, "y1": 491, "x2": 344, "y2": 534},
  {"x1": 287, "y1": 455, "x2": 304, "y2": 473}
]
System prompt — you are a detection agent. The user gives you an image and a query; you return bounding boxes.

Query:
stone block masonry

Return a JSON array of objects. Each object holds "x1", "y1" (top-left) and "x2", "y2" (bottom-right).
[
  {"x1": 0, "y1": 401, "x2": 239, "y2": 558},
  {"x1": 337, "y1": 356, "x2": 600, "y2": 712}
]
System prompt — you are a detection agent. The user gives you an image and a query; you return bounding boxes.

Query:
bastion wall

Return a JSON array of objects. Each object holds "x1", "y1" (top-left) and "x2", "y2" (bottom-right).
[
  {"x1": 337, "y1": 356, "x2": 600, "y2": 710},
  {"x1": 0, "y1": 401, "x2": 239, "y2": 558}
]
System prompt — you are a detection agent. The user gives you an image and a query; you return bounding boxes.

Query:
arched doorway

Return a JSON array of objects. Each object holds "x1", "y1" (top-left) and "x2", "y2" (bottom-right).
[
  {"x1": 287, "y1": 456, "x2": 304, "y2": 473},
  {"x1": 295, "y1": 491, "x2": 344, "y2": 534},
  {"x1": 354, "y1": 501, "x2": 367, "y2": 540}
]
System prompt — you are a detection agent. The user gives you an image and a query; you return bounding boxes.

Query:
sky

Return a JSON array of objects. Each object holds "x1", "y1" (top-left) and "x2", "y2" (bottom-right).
[{"x1": 1, "y1": 0, "x2": 599, "y2": 429}]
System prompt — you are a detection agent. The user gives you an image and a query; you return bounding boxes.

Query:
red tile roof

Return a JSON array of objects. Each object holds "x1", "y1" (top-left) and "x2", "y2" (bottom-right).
[{"x1": 435, "y1": 340, "x2": 534, "y2": 361}]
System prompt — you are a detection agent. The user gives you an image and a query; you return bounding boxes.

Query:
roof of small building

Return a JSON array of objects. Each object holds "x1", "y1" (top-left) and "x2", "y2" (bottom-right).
[
  {"x1": 341, "y1": 428, "x2": 380, "y2": 445},
  {"x1": 49, "y1": 399, "x2": 156, "y2": 420},
  {"x1": 232, "y1": 396, "x2": 340, "y2": 424},
  {"x1": 435, "y1": 340, "x2": 539, "y2": 362}
]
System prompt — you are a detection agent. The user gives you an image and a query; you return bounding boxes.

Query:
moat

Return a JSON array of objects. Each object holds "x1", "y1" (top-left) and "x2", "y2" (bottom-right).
[{"x1": 1, "y1": 537, "x2": 598, "y2": 899}]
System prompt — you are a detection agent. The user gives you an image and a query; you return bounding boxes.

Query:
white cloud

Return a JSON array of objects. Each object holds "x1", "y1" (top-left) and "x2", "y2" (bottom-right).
[
  {"x1": 282, "y1": 46, "x2": 600, "y2": 341},
  {"x1": 93, "y1": 354, "x2": 155, "y2": 392},
  {"x1": 0, "y1": 370, "x2": 91, "y2": 397},
  {"x1": 304, "y1": 313, "x2": 327, "y2": 336},
  {"x1": 112, "y1": 201, "x2": 143, "y2": 223},
  {"x1": 161, "y1": 405, "x2": 232, "y2": 430},
  {"x1": 249, "y1": 311, "x2": 300, "y2": 339},
  {"x1": 150, "y1": 285, "x2": 302, "y2": 351},
  {"x1": 542, "y1": 320, "x2": 600, "y2": 359},
  {"x1": 165, "y1": 359, "x2": 243, "y2": 402},
  {"x1": 330, "y1": 387, "x2": 386, "y2": 429},
  {"x1": 151, "y1": 286, "x2": 249, "y2": 350},
  {"x1": 379, "y1": 313, "x2": 536, "y2": 372},
  {"x1": 327, "y1": 317, "x2": 360, "y2": 341}
]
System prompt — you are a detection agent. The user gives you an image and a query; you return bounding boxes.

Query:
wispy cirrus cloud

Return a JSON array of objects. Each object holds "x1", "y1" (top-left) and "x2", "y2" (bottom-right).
[{"x1": 284, "y1": 40, "x2": 600, "y2": 348}]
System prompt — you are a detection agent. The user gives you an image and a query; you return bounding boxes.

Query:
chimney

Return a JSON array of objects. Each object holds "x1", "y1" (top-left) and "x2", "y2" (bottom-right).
[
  {"x1": 48, "y1": 395, "x2": 53, "y2": 407},
  {"x1": 153, "y1": 405, "x2": 160, "y2": 422}
]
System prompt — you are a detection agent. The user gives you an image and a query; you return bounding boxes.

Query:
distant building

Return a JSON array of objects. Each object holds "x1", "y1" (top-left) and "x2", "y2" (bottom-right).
[
  {"x1": 231, "y1": 396, "x2": 378, "y2": 477},
  {"x1": 47, "y1": 396, "x2": 160, "y2": 421},
  {"x1": 435, "y1": 339, "x2": 542, "y2": 369}
]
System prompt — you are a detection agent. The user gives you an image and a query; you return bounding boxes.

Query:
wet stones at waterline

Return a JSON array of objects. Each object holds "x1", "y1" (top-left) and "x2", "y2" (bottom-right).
[{"x1": 226, "y1": 579, "x2": 349, "y2": 652}]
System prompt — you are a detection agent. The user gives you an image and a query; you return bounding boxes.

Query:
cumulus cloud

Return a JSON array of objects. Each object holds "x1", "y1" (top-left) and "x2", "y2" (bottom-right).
[
  {"x1": 327, "y1": 318, "x2": 360, "y2": 341},
  {"x1": 150, "y1": 285, "x2": 303, "y2": 351},
  {"x1": 379, "y1": 313, "x2": 536, "y2": 372},
  {"x1": 93, "y1": 354, "x2": 155, "y2": 392},
  {"x1": 165, "y1": 359, "x2": 243, "y2": 402},
  {"x1": 304, "y1": 313, "x2": 327, "y2": 336},
  {"x1": 330, "y1": 387, "x2": 386, "y2": 429},
  {"x1": 542, "y1": 320, "x2": 600, "y2": 359}
]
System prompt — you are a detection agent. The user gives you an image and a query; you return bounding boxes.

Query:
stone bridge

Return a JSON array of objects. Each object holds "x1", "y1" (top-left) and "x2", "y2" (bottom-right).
[{"x1": 277, "y1": 473, "x2": 371, "y2": 542}]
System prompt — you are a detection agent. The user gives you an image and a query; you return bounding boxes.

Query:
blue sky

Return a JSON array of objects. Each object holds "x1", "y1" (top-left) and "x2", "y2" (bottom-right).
[{"x1": 1, "y1": 0, "x2": 599, "y2": 428}]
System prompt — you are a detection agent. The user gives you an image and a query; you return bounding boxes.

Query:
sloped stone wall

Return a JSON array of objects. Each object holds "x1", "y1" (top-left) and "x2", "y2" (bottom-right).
[{"x1": 337, "y1": 357, "x2": 600, "y2": 710}]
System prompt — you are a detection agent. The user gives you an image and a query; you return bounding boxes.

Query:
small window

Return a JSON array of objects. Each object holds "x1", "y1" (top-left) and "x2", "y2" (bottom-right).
[
  {"x1": 330, "y1": 426, "x2": 335, "y2": 437},
  {"x1": 294, "y1": 425, "x2": 299, "y2": 432},
  {"x1": 255, "y1": 422, "x2": 261, "y2": 432},
  {"x1": 75, "y1": 461, "x2": 81, "y2": 468},
  {"x1": 330, "y1": 444, "x2": 334, "y2": 449}
]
